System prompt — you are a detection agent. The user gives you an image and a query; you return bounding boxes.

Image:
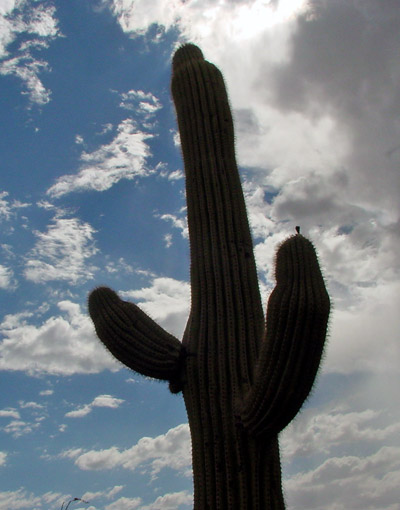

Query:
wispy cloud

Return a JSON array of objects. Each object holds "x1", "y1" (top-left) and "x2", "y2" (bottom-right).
[
  {"x1": 0, "y1": 265, "x2": 16, "y2": 290},
  {"x1": 65, "y1": 394, "x2": 124, "y2": 418},
  {"x1": 0, "y1": 191, "x2": 12, "y2": 221},
  {"x1": 0, "y1": 53, "x2": 51, "y2": 104},
  {"x1": 119, "y1": 89, "x2": 162, "y2": 117},
  {"x1": 39, "y1": 389, "x2": 54, "y2": 396},
  {"x1": 18, "y1": 401, "x2": 44, "y2": 410},
  {"x1": 105, "y1": 257, "x2": 134, "y2": 275},
  {"x1": 0, "y1": 191, "x2": 30, "y2": 222},
  {"x1": 24, "y1": 217, "x2": 98, "y2": 284},
  {"x1": 82, "y1": 485, "x2": 124, "y2": 503},
  {"x1": 0, "y1": 1, "x2": 61, "y2": 105},
  {"x1": 1, "y1": 419, "x2": 40, "y2": 438},
  {"x1": 47, "y1": 119, "x2": 153, "y2": 198}
]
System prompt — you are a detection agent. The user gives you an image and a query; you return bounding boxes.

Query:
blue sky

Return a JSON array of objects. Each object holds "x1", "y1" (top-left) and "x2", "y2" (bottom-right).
[{"x1": 1, "y1": 1, "x2": 399, "y2": 509}]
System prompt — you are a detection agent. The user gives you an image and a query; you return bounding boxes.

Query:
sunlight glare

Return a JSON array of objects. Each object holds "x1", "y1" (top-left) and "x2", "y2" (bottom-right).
[{"x1": 232, "y1": 0, "x2": 310, "y2": 40}]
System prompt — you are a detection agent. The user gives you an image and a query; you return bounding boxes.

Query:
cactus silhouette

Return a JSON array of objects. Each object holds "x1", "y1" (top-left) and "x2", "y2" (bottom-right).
[{"x1": 88, "y1": 44, "x2": 330, "y2": 509}]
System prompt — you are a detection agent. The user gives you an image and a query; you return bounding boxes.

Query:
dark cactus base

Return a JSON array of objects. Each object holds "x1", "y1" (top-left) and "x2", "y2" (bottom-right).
[{"x1": 89, "y1": 44, "x2": 330, "y2": 509}]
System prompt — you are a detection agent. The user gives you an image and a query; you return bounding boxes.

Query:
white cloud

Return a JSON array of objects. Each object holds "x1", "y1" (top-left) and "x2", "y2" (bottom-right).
[
  {"x1": 72, "y1": 488, "x2": 192, "y2": 510},
  {"x1": 281, "y1": 406, "x2": 400, "y2": 461},
  {"x1": 120, "y1": 277, "x2": 190, "y2": 338},
  {"x1": 139, "y1": 491, "x2": 192, "y2": 510},
  {"x1": 0, "y1": 300, "x2": 118, "y2": 375},
  {"x1": 105, "y1": 497, "x2": 142, "y2": 510},
  {"x1": 159, "y1": 213, "x2": 188, "y2": 239},
  {"x1": 0, "y1": 408, "x2": 20, "y2": 419},
  {"x1": 167, "y1": 169, "x2": 183, "y2": 181},
  {"x1": 71, "y1": 423, "x2": 191, "y2": 478},
  {"x1": 47, "y1": 119, "x2": 153, "y2": 198},
  {"x1": 279, "y1": 368, "x2": 400, "y2": 510},
  {"x1": 17, "y1": 2, "x2": 59, "y2": 39},
  {"x1": 66, "y1": 394, "x2": 124, "y2": 418},
  {"x1": 24, "y1": 217, "x2": 98, "y2": 284},
  {"x1": 0, "y1": 488, "x2": 67, "y2": 510},
  {"x1": 0, "y1": 452, "x2": 6, "y2": 467},
  {"x1": 65, "y1": 405, "x2": 92, "y2": 418},
  {"x1": 106, "y1": 0, "x2": 308, "y2": 44},
  {"x1": 323, "y1": 280, "x2": 400, "y2": 376},
  {"x1": 0, "y1": 488, "x2": 42, "y2": 510},
  {"x1": 90, "y1": 394, "x2": 124, "y2": 408},
  {"x1": 285, "y1": 446, "x2": 400, "y2": 510},
  {"x1": 250, "y1": 210, "x2": 400, "y2": 379}
]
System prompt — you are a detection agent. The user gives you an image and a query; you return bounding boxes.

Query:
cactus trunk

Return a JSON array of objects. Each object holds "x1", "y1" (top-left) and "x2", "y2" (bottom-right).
[{"x1": 89, "y1": 44, "x2": 330, "y2": 509}]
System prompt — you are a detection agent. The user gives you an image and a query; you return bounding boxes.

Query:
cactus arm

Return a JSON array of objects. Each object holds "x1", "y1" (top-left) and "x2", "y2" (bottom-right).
[
  {"x1": 238, "y1": 234, "x2": 330, "y2": 437},
  {"x1": 88, "y1": 287, "x2": 184, "y2": 381}
]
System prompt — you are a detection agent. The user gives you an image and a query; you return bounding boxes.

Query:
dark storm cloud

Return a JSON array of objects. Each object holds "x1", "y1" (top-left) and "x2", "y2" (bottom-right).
[
  {"x1": 271, "y1": 0, "x2": 399, "y2": 116},
  {"x1": 266, "y1": 0, "x2": 400, "y2": 212}
]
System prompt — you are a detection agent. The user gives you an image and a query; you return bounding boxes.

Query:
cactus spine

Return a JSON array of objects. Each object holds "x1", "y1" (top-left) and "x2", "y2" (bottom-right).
[{"x1": 88, "y1": 44, "x2": 330, "y2": 509}]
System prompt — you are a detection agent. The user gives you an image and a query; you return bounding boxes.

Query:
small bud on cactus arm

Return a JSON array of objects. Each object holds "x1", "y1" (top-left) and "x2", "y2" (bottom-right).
[
  {"x1": 88, "y1": 287, "x2": 184, "y2": 381},
  {"x1": 238, "y1": 235, "x2": 330, "y2": 437}
]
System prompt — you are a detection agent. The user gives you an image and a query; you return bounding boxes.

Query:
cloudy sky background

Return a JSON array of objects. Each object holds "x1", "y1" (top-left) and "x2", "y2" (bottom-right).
[{"x1": 1, "y1": 0, "x2": 399, "y2": 509}]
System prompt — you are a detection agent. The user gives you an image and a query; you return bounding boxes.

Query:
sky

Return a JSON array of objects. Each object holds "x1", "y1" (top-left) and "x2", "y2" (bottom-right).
[{"x1": 0, "y1": 0, "x2": 399, "y2": 509}]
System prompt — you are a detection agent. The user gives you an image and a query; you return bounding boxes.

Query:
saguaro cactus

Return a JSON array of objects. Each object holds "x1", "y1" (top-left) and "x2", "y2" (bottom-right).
[{"x1": 89, "y1": 44, "x2": 330, "y2": 509}]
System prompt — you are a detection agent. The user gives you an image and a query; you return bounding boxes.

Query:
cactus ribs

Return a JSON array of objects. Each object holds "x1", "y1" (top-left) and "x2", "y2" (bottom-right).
[{"x1": 89, "y1": 44, "x2": 330, "y2": 509}]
